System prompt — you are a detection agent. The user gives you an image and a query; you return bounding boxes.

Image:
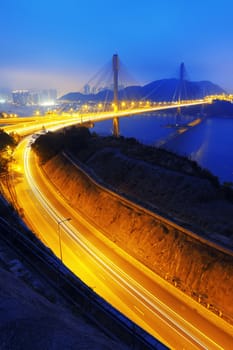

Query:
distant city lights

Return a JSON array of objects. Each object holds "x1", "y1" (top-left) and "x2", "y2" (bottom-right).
[
  {"x1": 11, "y1": 89, "x2": 57, "y2": 106},
  {"x1": 39, "y1": 101, "x2": 56, "y2": 107}
]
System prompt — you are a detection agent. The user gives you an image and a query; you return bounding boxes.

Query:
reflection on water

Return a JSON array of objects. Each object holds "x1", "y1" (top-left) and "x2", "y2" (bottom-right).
[
  {"x1": 93, "y1": 113, "x2": 233, "y2": 183},
  {"x1": 165, "y1": 117, "x2": 233, "y2": 183},
  {"x1": 93, "y1": 113, "x2": 196, "y2": 144}
]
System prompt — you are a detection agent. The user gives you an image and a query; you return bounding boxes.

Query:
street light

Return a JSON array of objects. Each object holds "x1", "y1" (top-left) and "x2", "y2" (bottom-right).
[{"x1": 57, "y1": 218, "x2": 71, "y2": 262}]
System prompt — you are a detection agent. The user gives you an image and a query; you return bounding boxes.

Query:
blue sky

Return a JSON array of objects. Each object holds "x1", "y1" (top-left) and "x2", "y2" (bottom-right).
[{"x1": 0, "y1": 0, "x2": 233, "y2": 95}]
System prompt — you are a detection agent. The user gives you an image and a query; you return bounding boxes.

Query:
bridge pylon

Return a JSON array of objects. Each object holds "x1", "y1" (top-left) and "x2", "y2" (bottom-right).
[
  {"x1": 179, "y1": 62, "x2": 185, "y2": 100},
  {"x1": 177, "y1": 62, "x2": 185, "y2": 113},
  {"x1": 112, "y1": 54, "x2": 119, "y2": 137}
]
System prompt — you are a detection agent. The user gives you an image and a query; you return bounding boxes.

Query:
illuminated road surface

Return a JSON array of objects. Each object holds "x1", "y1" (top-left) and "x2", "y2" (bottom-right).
[
  {"x1": 1, "y1": 98, "x2": 210, "y2": 132},
  {"x1": 9, "y1": 135, "x2": 233, "y2": 350}
]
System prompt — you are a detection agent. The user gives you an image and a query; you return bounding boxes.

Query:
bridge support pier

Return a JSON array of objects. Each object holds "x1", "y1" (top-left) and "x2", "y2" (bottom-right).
[
  {"x1": 113, "y1": 117, "x2": 119, "y2": 137},
  {"x1": 112, "y1": 54, "x2": 119, "y2": 137}
]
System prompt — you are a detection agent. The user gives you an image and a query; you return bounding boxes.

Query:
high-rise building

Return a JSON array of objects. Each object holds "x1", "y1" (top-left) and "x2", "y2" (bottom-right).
[
  {"x1": 83, "y1": 84, "x2": 90, "y2": 95},
  {"x1": 11, "y1": 89, "x2": 57, "y2": 106},
  {"x1": 12, "y1": 90, "x2": 30, "y2": 105},
  {"x1": 38, "y1": 89, "x2": 57, "y2": 105}
]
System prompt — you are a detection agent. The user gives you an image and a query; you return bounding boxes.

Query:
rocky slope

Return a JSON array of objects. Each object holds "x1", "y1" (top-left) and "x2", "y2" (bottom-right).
[
  {"x1": 0, "y1": 197, "x2": 130, "y2": 350},
  {"x1": 83, "y1": 142, "x2": 233, "y2": 240},
  {"x1": 42, "y1": 146, "x2": 233, "y2": 324}
]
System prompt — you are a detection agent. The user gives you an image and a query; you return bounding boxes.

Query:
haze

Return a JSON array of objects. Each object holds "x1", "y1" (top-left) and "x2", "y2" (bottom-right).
[{"x1": 1, "y1": 0, "x2": 232, "y2": 95}]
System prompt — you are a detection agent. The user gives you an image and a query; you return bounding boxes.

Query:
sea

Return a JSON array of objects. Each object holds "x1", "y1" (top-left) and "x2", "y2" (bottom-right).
[
  {"x1": 1, "y1": 103, "x2": 233, "y2": 183},
  {"x1": 92, "y1": 112, "x2": 233, "y2": 184}
]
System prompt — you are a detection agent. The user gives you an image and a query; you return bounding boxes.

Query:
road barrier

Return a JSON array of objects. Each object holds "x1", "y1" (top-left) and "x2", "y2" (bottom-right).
[{"x1": 0, "y1": 215, "x2": 168, "y2": 350}]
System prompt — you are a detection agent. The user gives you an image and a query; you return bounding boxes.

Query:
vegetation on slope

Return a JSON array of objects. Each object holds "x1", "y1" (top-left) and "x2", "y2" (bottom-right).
[
  {"x1": 32, "y1": 127, "x2": 91, "y2": 164},
  {"x1": 0, "y1": 129, "x2": 17, "y2": 174},
  {"x1": 32, "y1": 126, "x2": 233, "y2": 322},
  {"x1": 32, "y1": 126, "x2": 233, "y2": 238},
  {"x1": 32, "y1": 126, "x2": 221, "y2": 184},
  {"x1": 40, "y1": 149, "x2": 233, "y2": 323}
]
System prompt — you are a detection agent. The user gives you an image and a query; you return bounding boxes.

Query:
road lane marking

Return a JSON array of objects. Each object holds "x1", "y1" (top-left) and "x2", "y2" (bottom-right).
[{"x1": 134, "y1": 305, "x2": 145, "y2": 316}]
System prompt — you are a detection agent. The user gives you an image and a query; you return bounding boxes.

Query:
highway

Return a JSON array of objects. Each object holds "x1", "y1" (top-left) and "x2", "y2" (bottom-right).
[
  {"x1": 3, "y1": 115, "x2": 80, "y2": 135},
  {"x1": 1, "y1": 97, "x2": 211, "y2": 131},
  {"x1": 7, "y1": 122, "x2": 233, "y2": 349}
]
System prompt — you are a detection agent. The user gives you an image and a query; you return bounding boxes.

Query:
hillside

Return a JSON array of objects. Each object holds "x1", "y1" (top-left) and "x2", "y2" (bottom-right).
[
  {"x1": 32, "y1": 128, "x2": 233, "y2": 323},
  {"x1": 60, "y1": 78, "x2": 225, "y2": 102},
  {"x1": 32, "y1": 128, "x2": 233, "y2": 242},
  {"x1": 0, "y1": 197, "x2": 130, "y2": 350},
  {"x1": 0, "y1": 267, "x2": 127, "y2": 350}
]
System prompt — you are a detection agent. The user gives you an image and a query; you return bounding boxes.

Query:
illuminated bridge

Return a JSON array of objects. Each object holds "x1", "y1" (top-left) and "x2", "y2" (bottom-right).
[
  {"x1": 0, "y1": 97, "x2": 213, "y2": 137},
  {"x1": 1, "y1": 56, "x2": 233, "y2": 349},
  {"x1": 1, "y1": 54, "x2": 231, "y2": 136}
]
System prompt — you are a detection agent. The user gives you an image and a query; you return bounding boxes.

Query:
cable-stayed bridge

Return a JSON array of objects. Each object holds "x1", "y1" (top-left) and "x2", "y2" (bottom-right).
[
  {"x1": 1, "y1": 54, "x2": 233, "y2": 136},
  {"x1": 1, "y1": 56, "x2": 233, "y2": 350}
]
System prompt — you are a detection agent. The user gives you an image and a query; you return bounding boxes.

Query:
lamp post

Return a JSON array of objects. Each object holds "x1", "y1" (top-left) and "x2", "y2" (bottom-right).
[{"x1": 57, "y1": 218, "x2": 71, "y2": 262}]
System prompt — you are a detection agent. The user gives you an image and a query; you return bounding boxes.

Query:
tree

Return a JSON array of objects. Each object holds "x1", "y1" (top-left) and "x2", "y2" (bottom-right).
[
  {"x1": 0, "y1": 129, "x2": 15, "y2": 151},
  {"x1": 0, "y1": 129, "x2": 16, "y2": 174}
]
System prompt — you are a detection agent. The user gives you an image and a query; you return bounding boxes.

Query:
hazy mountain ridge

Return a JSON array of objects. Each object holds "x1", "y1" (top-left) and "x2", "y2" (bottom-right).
[{"x1": 60, "y1": 79, "x2": 225, "y2": 102}]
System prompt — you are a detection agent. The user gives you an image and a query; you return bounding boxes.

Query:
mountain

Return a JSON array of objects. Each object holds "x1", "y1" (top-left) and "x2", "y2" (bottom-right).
[{"x1": 60, "y1": 79, "x2": 225, "y2": 102}]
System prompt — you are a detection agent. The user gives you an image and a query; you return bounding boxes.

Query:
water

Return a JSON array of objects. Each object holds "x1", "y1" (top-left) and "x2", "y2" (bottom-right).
[
  {"x1": 93, "y1": 113, "x2": 233, "y2": 183},
  {"x1": 1, "y1": 102, "x2": 232, "y2": 183}
]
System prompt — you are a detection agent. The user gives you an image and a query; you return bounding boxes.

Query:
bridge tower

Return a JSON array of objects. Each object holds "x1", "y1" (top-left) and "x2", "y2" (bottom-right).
[
  {"x1": 112, "y1": 54, "x2": 119, "y2": 137},
  {"x1": 179, "y1": 62, "x2": 185, "y2": 101},
  {"x1": 177, "y1": 62, "x2": 185, "y2": 114}
]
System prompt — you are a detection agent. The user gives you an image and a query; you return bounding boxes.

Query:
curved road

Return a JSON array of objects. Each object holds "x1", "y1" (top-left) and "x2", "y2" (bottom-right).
[{"x1": 8, "y1": 134, "x2": 233, "y2": 350}]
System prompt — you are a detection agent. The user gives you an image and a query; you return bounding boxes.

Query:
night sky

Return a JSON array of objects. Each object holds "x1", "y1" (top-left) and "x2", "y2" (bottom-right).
[{"x1": 1, "y1": 0, "x2": 233, "y2": 95}]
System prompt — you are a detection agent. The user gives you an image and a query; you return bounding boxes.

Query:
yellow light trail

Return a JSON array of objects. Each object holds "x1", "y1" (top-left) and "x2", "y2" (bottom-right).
[{"x1": 3, "y1": 99, "x2": 233, "y2": 349}]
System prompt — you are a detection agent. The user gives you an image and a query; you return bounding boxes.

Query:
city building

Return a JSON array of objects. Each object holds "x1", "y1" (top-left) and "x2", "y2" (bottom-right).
[
  {"x1": 12, "y1": 90, "x2": 30, "y2": 105},
  {"x1": 12, "y1": 89, "x2": 57, "y2": 106},
  {"x1": 83, "y1": 84, "x2": 90, "y2": 95}
]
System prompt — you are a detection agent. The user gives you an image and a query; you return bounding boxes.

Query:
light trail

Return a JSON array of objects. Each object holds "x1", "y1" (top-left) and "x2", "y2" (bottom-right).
[
  {"x1": 23, "y1": 142, "x2": 207, "y2": 349},
  {"x1": 1, "y1": 98, "x2": 211, "y2": 133},
  {"x1": 14, "y1": 135, "x2": 232, "y2": 349},
  {"x1": 3, "y1": 101, "x2": 233, "y2": 349}
]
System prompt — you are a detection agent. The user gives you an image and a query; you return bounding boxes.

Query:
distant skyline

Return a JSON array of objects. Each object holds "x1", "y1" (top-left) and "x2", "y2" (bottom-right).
[{"x1": 1, "y1": 0, "x2": 233, "y2": 96}]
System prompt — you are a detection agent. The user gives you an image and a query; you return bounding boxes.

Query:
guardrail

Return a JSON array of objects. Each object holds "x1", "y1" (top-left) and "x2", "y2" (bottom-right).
[
  {"x1": 61, "y1": 151, "x2": 233, "y2": 324},
  {"x1": 63, "y1": 151, "x2": 233, "y2": 256},
  {"x1": 0, "y1": 215, "x2": 168, "y2": 350}
]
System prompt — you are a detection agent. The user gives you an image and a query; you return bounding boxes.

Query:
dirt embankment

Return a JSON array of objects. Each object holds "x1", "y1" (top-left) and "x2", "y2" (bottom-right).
[{"x1": 43, "y1": 153, "x2": 233, "y2": 323}]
